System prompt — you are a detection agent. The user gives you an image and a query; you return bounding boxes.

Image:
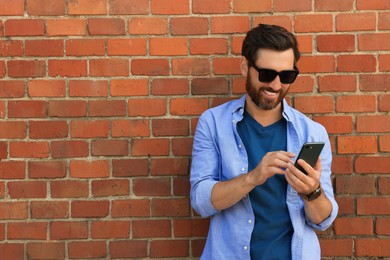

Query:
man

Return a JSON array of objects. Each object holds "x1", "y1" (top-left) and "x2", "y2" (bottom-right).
[{"x1": 190, "y1": 24, "x2": 338, "y2": 260}]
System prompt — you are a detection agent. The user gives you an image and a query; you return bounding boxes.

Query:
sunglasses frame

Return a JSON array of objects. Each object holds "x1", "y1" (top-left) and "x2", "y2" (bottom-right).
[{"x1": 248, "y1": 61, "x2": 299, "y2": 84}]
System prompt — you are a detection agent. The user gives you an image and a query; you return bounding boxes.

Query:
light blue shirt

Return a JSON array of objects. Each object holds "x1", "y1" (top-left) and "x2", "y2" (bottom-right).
[{"x1": 190, "y1": 95, "x2": 338, "y2": 260}]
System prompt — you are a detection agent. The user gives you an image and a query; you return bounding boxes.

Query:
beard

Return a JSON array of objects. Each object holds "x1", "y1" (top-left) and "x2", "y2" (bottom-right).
[{"x1": 245, "y1": 73, "x2": 288, "y2": 111}]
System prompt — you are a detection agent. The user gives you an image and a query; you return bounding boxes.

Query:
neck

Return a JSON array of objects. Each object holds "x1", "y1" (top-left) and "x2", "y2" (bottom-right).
[{"x1": 245, "y1": 96, "x2": 283, "y2": 127}]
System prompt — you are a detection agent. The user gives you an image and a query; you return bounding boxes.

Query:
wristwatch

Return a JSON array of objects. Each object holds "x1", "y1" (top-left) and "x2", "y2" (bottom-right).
[{"x1": 301, "y1": 184, "x2": 322, "y2": 201}]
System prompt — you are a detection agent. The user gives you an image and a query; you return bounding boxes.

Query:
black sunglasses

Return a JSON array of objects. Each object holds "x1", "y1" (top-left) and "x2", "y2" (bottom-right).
[{"x1": 249, "y1": 62, "x2": 299, "y2": 84}]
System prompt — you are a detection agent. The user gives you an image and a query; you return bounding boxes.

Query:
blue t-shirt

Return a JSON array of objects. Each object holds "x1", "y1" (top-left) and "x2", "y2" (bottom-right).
[{"x1": 237, "y1": 111, "x2": 293, "y2": 260}]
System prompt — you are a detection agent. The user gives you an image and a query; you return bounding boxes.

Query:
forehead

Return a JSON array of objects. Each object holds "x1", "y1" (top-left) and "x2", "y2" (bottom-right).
[{"x1": 255, "y1": 48, "x2": 295, "y2": 70}]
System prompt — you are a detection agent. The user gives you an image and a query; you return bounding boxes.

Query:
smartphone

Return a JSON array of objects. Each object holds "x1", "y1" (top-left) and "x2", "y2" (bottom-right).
[{"x1": 294, "y1": 142, "x2": 324, "y2": 175}]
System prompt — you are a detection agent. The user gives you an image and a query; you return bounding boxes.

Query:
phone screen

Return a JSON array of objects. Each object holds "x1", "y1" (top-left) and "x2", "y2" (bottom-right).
[{"x1": 294, "y1": 142, "x2": 324, "y2": 175}]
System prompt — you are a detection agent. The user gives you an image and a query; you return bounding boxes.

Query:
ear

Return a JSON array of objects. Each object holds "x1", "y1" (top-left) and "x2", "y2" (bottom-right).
[{"x1": 240, "y1": 57, "x2": 248, "y2": 77}]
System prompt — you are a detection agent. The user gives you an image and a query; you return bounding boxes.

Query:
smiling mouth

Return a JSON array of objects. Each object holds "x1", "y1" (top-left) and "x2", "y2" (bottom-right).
[{"x1": 262, "y1": 88, "x2": 278, "y2": 96}]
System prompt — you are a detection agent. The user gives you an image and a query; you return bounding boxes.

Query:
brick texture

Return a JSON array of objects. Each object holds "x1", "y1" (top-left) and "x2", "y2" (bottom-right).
[{"x1": 0, "y1": 1, "x2": 389, "y2": 259}]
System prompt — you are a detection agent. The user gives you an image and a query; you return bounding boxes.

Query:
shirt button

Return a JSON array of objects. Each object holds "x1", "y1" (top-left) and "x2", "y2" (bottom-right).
[
  {"x1": 248, "y1": 219, "x2": 252, "y2": 224},
  {"x1": 238, "y1": 144, "x2": 242, "y2": 148},
  {"x1": 244, "y1": 246, "x2": 248, "y2": 250},
  {"x1": 241, "y1": 167, "x2": 246, "y2": 172},
  {"x1": 232, "y1": 119, "x2": 236, "y2": 123}
]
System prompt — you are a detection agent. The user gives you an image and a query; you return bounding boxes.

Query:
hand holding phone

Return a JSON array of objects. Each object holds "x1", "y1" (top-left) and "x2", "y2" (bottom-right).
[{"x1": 294, "y1": 142, "x2": 324, "y2": 175}]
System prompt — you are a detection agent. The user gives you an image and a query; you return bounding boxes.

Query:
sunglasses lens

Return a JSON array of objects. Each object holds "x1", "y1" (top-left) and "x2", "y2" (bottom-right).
[
  {"x1": 258, "y1": 69, "x2": 278, "y2": 83},
  {"x1": 280, "y1": 71, "x2": 299, "y2": 84}
]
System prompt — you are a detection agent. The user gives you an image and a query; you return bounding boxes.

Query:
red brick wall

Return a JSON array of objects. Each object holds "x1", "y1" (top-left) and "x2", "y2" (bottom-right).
[{"x1": 0, "y1": 0, "x2": 389, "y2": 259}]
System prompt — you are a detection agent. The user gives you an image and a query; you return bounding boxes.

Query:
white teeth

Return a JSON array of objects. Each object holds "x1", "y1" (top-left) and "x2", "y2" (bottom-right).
[{"x1": 263, "y1": 89, "x2": 277, "y2": 96}]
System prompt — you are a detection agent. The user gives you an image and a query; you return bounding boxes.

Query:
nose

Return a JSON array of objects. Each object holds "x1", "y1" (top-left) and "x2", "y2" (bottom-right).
[{"x1": 268, "y1": 75, "x2": 282, "y2": 90}]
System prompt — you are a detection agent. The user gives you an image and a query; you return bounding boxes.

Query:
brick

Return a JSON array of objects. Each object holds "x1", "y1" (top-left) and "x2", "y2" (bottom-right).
[
  {"x1": 48, "y1": 100, "x2": 87, "y2": 117},
  {"x1": 0, "y1": 0, "x2": 24, "y2": 15},
  {"x1": 192, "y1": 78, "x2": 229, "y2": 95},
  {"x1": 317, "y1": 34, "x2": 355, "y2": 52},
  {"x1": 5, "y1": 19, "x2": 44, "y2": 36},
  {"x1": 51, "y1": 140, "x2": 89, "y2": 158},
  {"x1": 92, "y1": 140, "x2": 128, "y2": 156},
  {"x1": 107, "y1": 38, "x2": 147, "y2": 56},
  {"x1": 173, "y1": 219, "x2": 209, "y2": 237},
  {"x1": 357, "y1": 115, "x2": 390, "y2": 133},
  {"x1": 128, "y1": 98, "x2": 166, "y2": 116},
  {"x1": 46, "y1": 19, "x2": 86, "y2": 36},
  {"x1": 27, "y1": 242, "x2": 65, "y2": 260},
  {"x1": 8, "y1": 222, "x2": 47, "y2": 240},
  {"x1": 192, "y1": 0, "x2": 230, "y2": 14},
  {"x1": 112, "y1": 158, "x2": 149, "y2": 177},
  {"x1": 336, "y1": 13, "x2": 376, "y2": 31},
  {"x1": 336, "y1": 176, "x2": 375, "y2": 194},
  {"x1": 172, "y1": 58, "x2": 210, "y2": 75},
  {"x1": 92, "y1": 179, "x2": 130, "y2": 197},
  {"x1": 313, "y1": 116, "x2": 353, "y2": 134},
  {"x1": 110, "y1": 0, "x2": 148, "y2": 14},
  {"x1": 379, "y1": 95, "x2": 390, "y2": 111},
  {"x1": 214, "y1": 57, "x2": 241, "y2": 75},
  {"x1": 110, "y1": 79, "x2": 148, "y2": 96},
  {"x1": 48, "y1": 60, "x2": 87, "y2": 77},
  {"x1": 0, "y1": 81, "x2": 24, "y2": 98},
  {"x1": 50, "y1": 180, "x2": 89, "y2": 198},
  {"x1": 380, "y1": 135, "x2": 390, "y2": 152},
  {"x1": 336, "y1": 95, "x2": 376, "y2": 112},
  {"x1": 133, "y1": 178, "x2": 171, "y2": 196},
  {"x1": 129, "y1": 18, "x2": 167, "y2": 35},
  {"x1": 150, "y1": 240, "x2": 189, "y2": 258},
  {"x1": 360, "y1": 74, "x2": 390, "y2": 91},
  {"x1": 68, "y1": 241, "x2": 107, "y2": 259},
  {"x1": 91, "y1": 221, "x2": 130, "y2": 238},
  {"x1": 358, "y1": 197, "x2": 390, "y2": 215},
  {"x1": 28, "y1": 161, "x2": 66, "y2": 179},
  {"x1": 377, "y1": 217, "x2": 390, "y2": 235},
  {"x1": 379, "y1": 54, "x2": 390, "y2": 71},
  {"x1": 151, "y1": 0, "x2": 189, "y2": 14},
  {"x1": 190, "y1": 38, "x2": 228, "y2": 55},
  {"x1": 0, "y1": 243, "x2": 24, "y2": 260},
  {"x1": 151, "y1": 198, "x2": 190, "y2": 217},
  {"x1": 320, "y1": 238, "x2": 353, "y2": 257},
  {"x1": 150, "y1": 38, "x2": 187, "y2": 56},
  {"x1": 338, "y1": 54, "x2": 376, "y2": 72},
  {"x1": 315, "y1": 0, "x2": 354, "y2": 11},
  {"x1": 71, "y1": 201, "x2": 109, "y2": 218},
  {"x1": 89, "y1": 100, "x2": 126, "y2": 117},
  {"x1": 297, "y1": 55, "x2": 335, "y2": 73},
  {"x1": 192, "y1": 239, "x2": 206, "y2": 257},
  {"x1": 133, "y1": 220, "x2": 171, "y2": 238},
  {"x1": 379, "y1": 12, "x2": 390, "y2": 30},
  {"x1": 355, "y1": 156, "x2": 390, "y2": 174},
  {"x1": 318, "y1": 75, "x2": 357, "y2": 92},
  {"x1": 66, "y1": 39, "x2": 105, "y2": 56},
  {"x1": 295, "y1": 15, "x2": 333, "y2": 32},
  {"x1": 88, "y1": 18, "x2": 125, "y2": 35},
  {"x1": 29, "y1": 120, "x2": 68, "y2": 139},
  {"x1": 253, "y1": 16, "x2": 293, "y2": 32},
  {"x1": 296, "y1": 35, "x2": 313, "y2": 54},
  {"x1": 71, "y1": 120, "x2": 109, "y2": 138},
  {"x1": 50, "y1": 221, "x2": 88, "y2": 240},
  {"x1": 131, "y1": 139, "x2": 170, "y2": 156},
  {"x1": 233, "y1": 0, "x2": 272, "y2": 12},
  {"x1": 274, "y1": 0, "x2": 311, "y2": 11},
  {"x1": 69, "y1": 80, "x2": 108, "y2": 97},
  {"x1": 170, "y1": 98, "x2": 209, "y2": 116},
  {"x1": 338, "y1": 136, "x2": 377, "y2": 154},
  {"x1": 359, "y1": 33, "x2": 390, "y2": 51},
  {"x1": 173, "y1": 176, "x2": 191, "y2": 196},
  {"x1": 90, "y1": 59, "x2": 129, "y2": 77},
  {"x1": 232, "y1": 36, "x2": 245, "y2": 55},
  {"x1": 331, "y1": 156, "x2": 353, "y2": 174},
  {"x1": 211, "y1": 16, "x2": 250, "y2": 33},
  {"x1": 357, "y1": 0, "x2": 390, "y2": 10},
  {"x1": 0, "y1": 121, "x2": 26, "y2": 139},
  {"x1": 0, "y1": 202, "x2": 28, "y2": 219},
  {"x1": 150, "y1": 158, "x2": 189, "y2": 176},
  {"x1": 8, "y1": 100, "x2": 46, "y2": 118},
  {"x1": 31, "y1": 201, "x2": 69, "y2": 219},
  {"x1": 112, "y1": 199, "x2": 150, "y2": 217},
  {"x1": 109, "y1": 240, "x2": 148, "y2": 258},
  {"x1": 356, "y1": 239, "x2": 390, "y2": 257},
  {"x1": 70, "y1": 160, "x2": 109, "y2": 178},
  {"x1": 0, "y1": 40, "x2": 23, "y2": 56},
  {"x1": 151, "y1": 79, "x2": 189, "y2": 96},
  {"x1": 8, "y1": 181, "x2": 47, "y2": 198},
  {"x1": 68, "y1": 0, "x2": 107, "y2": 15},
  {"x1": 171, "y1": 17, "x2": 208, "y2": 35},
  {"x1": 10, "y1": 141, "x2": 49, "y2": 159},
  {"x1": 27, "y1": 0, "x2": 66, "y2": 15},
  {"x1": 111, "y1": 119, "x2": 149, "y2": 138},
  {"x1": 172, "y1": 137, "x2": 193, "y2": 156},
  {"x1": 132, "y1": 59, "x2": 169, "y2": 76},
  {"x1": 152, "y1": 119, "x2": 189, "y2": 136},
  {"x1": 0, "y1": 161, "x2": 26, "y2": 179},
  {"x1": 28, "y1": 80, "x2": 66, "y2": 97},
  {"x1": 336, "y1": 197, "x2": 355, "y2": 215},
  {"x1": 294, "y1": 96, "x2": 333, "y2": 114},
  {"x1": 8, "y1": 60, "x2": 46, "y2": 78}
]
